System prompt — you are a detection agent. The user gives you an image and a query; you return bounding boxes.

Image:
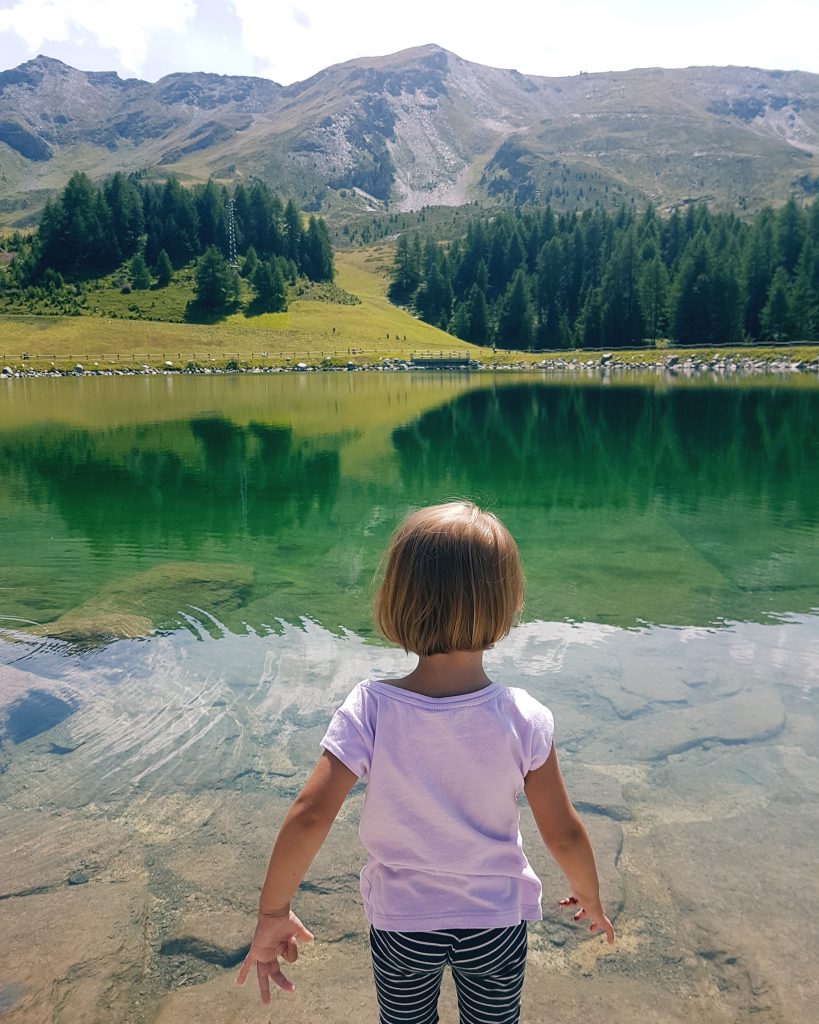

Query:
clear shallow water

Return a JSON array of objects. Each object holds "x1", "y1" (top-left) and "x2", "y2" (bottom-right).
[{"x1": 1, "y1": 372, "x2": 818, "y2": 1024}]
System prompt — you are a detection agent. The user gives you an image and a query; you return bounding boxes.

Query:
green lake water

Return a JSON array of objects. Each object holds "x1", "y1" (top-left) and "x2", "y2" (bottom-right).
[{"x1": 1, "y1": 371, "x2": 818, "y2": 1024}]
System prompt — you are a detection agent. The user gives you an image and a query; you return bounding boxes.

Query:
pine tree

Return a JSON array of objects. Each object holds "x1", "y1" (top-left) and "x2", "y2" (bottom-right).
[
  {"x1": 415, "y1": 263, "x2": 452, "y2": 329},
  {"x1": 383, "y1": 197, "x2": 815, "y2": 351},
  {"x1": 450, "y1": 301, "x2": 471, "y2": 341},
  {"x1": 195, "y1": 180, "x2": 226, "y2": 251},
  {"x1": 497, "y1": 270, "x2": 534, "y2": 349},
  {"x1": 154, "y1": 249, "x2": 173, "y2": 287},
  {"x1": 600, "y1": 233, "x2": 643, "y2": 347},
  {"x1": 576, "y1": 287, "x2": 603, "y2": 348},
  {"x1": 195, "y1": 245, "x2": 238, "y2": 311},
  {"x1": 671, "y1": 234, "x2": 713, "y2": 343},
  {"x1": 389, "y1": 233, "x2": 421, "y2": 304},
  {"x1": 487, "y1": 222, "x2": 512, "y2": 300},
  {"x1": 504, "y1": 229, "x2": 526, "y2": 284},
  {"x1": 38, "y1": 172, "x2": 106, "y2": 278},
  {"x1": 535, "y1": 237, "x2": 566, "y2": 348},
  {"x1": 791, "y1": 242, "x2": 819, "y2": 340},
  {"x1": 284, "y1": 199, "x2": 303, "y2": 265},
  {"x1": 160, "y1": 178, "x2": 199, "y2": 266},
  {"x1": 242, "y1": 245, "x2": 259, "y2": 280},
  {"x1": 105, "y1": 173, "x2": 144, "y2": 262},
  {"x1": 639, "y1": 255, "x2": 669, "y2": 342},
  {"x1": 302, "y1": 216, "x2": 334, "y2": 282},
  {"x1": 455, "y1": 221, "x2": 488, "y2": 295},
  {"x1": 761, "y1": 267, "x2": 792, "y2": 341},
  {"x1": 252, "y1": 259, "x2": 288, "y2": 312},
  {"x1": 777, "y1": 198, "x2": 804, "y2": 276},
  {"x1": 129, "y1": 251, "x2": 152, "y2": 290},
  {"x1": 467, "y1": 286, "x2": 492, "y2": 344},
  {"x1": 743, "y1": 209, "x2": 776, "y2": 339},
  {"x1": 710, "y1": 257, "x2": 743, "y2": 343}
]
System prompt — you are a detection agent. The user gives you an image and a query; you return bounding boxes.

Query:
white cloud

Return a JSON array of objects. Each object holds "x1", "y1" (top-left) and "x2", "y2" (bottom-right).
[
  {"x1": 2, "y1": 0, "x2": 818, "y2": 82},
  {"x1": 228, "y1": 0, "x2": 819, "y2": 85},
  {"x1": 0, "y1": 0, "x2": 197, "y2": 74},
  {"x1": 290, "y1": 6, "x2": 310, "y2": 29}
]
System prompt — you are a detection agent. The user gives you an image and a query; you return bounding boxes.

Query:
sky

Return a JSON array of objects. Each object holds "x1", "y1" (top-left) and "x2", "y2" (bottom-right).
[{"x1": 1, "y1": 0, "x2": 818, "y2": 85}]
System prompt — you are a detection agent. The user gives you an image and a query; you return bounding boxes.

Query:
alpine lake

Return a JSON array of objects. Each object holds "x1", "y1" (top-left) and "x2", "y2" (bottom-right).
[{"x1": 1, "y1": 368, "x2": 818, "y2": 1024}]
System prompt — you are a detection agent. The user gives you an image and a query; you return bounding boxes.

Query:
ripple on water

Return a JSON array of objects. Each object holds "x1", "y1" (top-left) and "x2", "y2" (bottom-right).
[{"x1": 1, "y1": 615, "x2": 818, "y2": 1021}]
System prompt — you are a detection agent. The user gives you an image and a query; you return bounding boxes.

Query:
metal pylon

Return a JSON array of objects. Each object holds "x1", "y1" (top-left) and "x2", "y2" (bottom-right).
[{"x1": 227, "y1": 197, "x2": 238, "y2": 268}]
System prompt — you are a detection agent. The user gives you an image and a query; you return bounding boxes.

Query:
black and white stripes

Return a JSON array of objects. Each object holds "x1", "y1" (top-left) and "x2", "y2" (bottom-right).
[{"x1": 370, "y1": 922, "x2": 528, "y2": 1024}]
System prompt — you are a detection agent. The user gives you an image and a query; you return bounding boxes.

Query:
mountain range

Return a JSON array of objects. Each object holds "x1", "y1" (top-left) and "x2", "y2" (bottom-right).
[{"x1": 1, "y1": 44, "x2": 818, "y2": 228}]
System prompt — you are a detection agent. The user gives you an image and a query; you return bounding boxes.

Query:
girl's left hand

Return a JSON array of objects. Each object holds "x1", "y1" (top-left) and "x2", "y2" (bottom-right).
[
  {"x1": 559, "y1": 894, "x2": 615, "y2": 944},
  {"x1": 236, "y1": 910, "x2": 314, "y2": 1002}
]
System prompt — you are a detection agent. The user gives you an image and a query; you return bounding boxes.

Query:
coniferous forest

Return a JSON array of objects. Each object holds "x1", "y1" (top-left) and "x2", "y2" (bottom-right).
[
  {"x1": 4, "y1": 172, "x2": 334, "y2": 315},
  {"x1": 389, "y1": 199, "x2": 819, "y2": 348}
]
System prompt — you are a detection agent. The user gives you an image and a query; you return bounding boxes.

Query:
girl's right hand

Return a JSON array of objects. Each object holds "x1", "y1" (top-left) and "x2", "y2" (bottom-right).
[
  {"x1": 559, "y1": 894, "x2": 615, "y2": 944},
  {"x1": 236, "y1": 910, "x2": 314, "y2": 1002}
]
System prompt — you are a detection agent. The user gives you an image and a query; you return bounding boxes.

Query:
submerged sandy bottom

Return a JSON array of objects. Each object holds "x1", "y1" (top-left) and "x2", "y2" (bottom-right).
[{"x1": 1, "y1": 615, "x2": 818, "y2": 1024}]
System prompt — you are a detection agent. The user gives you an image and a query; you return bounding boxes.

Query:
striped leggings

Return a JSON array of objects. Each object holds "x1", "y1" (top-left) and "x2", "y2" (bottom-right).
[{"x1": 369, "y1": 922, "x2": 528, "y2": 1024}]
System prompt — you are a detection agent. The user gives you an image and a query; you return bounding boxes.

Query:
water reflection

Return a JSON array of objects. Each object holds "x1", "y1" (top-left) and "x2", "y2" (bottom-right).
[
  {"x1": 1, "y1": 375, "x2": 818, "y2": 635},
  {"x1": 2, "y1": 374, "x2": 819, "y2": 1023},
  {"x1": 392, "y1": 383, "x2": 819, "y2": 520},
  {"x1": 0, "y1": 417, "x2": 340, "y2": 548}
]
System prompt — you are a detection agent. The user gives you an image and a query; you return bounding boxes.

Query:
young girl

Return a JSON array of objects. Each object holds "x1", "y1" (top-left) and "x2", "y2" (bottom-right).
[{"x1": 237, "y1": 501, "x2": 615, "y2": 1022}]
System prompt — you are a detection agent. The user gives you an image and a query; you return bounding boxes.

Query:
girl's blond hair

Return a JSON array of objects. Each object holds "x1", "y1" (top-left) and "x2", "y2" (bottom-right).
[{"x1": 374, "y1": 501, "x2": 524, "y2": 656}]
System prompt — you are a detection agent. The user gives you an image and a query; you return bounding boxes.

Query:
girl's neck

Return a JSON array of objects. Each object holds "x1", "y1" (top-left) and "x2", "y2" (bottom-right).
[{"x1": 391, "y1": 650, "x2": 491, "y2": 699}]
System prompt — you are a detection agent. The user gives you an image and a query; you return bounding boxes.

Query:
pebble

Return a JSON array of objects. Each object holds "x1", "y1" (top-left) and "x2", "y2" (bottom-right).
[{"x1": 1, "y1": 357, "x2": 818, "y2": 379}]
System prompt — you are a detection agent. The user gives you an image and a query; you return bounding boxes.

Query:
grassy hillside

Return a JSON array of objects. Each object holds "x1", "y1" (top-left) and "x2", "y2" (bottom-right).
[
  {"x1": 0, "y1": 246, "x2": 475, "y2": 368},
  {"x1": 2, "y1": 243, "x2": 818, "y2": 372}
]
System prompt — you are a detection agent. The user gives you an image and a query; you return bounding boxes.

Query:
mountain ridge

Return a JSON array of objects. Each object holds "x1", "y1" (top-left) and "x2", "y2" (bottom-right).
[{"x1": 1, "y1": 45, "x2": 818, "y2": 227}]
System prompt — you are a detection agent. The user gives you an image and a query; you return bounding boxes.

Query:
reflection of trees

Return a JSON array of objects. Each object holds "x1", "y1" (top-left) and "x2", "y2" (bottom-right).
[
  {"x1": 392, "y1": 384, "x2": 819, "y2": 522},
  {"x1": 0, "y1": 418, "x2": 340, "y2": 549}
]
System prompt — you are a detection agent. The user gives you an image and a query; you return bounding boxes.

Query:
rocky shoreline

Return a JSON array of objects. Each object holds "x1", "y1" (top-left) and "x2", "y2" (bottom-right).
[{"x1": 2, "y1": 352, "x2": 819, "y2": 378}]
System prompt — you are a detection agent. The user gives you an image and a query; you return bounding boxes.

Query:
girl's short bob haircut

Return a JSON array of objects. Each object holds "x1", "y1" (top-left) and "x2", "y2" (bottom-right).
[{"x1": 374, "y1": 501, "x2": 524, "y2": 657}]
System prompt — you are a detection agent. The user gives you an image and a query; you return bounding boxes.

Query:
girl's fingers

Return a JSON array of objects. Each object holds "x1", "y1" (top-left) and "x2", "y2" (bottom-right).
[
  {"x1": 292, "y1": 917, "x2": 315, "y2": 943},
  {"x1": 235, "y1": 956, "x2": 252, "y2": 986},
  {"x1": 268, "y1": 961, "x2": 295, "y2": 993},
  {"x1": 560, "y1": 897, "x2": 616, "y2": 945},
  {"x1": 256, "y1": 960, "x2": 272, "y2": 1005}
]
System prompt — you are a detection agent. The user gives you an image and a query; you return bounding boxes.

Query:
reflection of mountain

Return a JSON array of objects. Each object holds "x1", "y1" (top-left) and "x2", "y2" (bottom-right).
[{"x1": 0, "y1": 417, "x2": 340, "y2": 548}]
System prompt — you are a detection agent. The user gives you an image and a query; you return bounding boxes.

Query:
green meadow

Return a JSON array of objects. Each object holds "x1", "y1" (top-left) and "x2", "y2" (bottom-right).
[
  {"x1": 1, "y1": 243, "x2": 818, "y2": 371},
  {"x1": 0, "y1": 246, "x2": 472, "y2": 368}
]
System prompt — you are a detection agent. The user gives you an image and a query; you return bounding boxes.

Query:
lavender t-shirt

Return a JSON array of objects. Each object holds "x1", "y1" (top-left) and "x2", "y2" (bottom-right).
[{"x1": 320, "y1": 679, "x2": 555, "y2": 932}]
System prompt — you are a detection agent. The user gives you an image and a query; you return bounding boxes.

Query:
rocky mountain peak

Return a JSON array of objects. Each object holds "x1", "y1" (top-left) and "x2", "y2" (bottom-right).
[{"x1": 1, "y1": 47, "x2": 818, "y2": 227}]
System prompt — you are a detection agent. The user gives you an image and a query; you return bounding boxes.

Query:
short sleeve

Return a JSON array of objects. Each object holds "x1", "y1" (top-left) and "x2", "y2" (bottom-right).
[
  {"x1": 320, "y1": 683, "x2": 374, "y2": 779},
  {"x1": 510, "y1": 690, "x2": 554, "y2": 773},
  {"x1": 527, "y1": 701, "x2": 555, "y2": 772}
]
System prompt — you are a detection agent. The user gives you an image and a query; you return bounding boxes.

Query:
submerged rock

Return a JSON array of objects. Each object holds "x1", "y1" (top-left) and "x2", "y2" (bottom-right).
[
  {"x1": 0, "y1": 665, "x2": 87, "y2": 747},
  {"x1": 592, "y1": 688, "x2": 786, "y2": 763},
  {"x1": 159, "y1": 911, "x2": 254, "y2": 969},
  {"x1": 562, "y1": 763, "x2": 632, "y2": 821},
  {"x1": 31, "y1": 561, "x2": 254, "y2": 644},
  {"x1": 32, "y1": 610, "x2": 154, "y2": 643}
]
